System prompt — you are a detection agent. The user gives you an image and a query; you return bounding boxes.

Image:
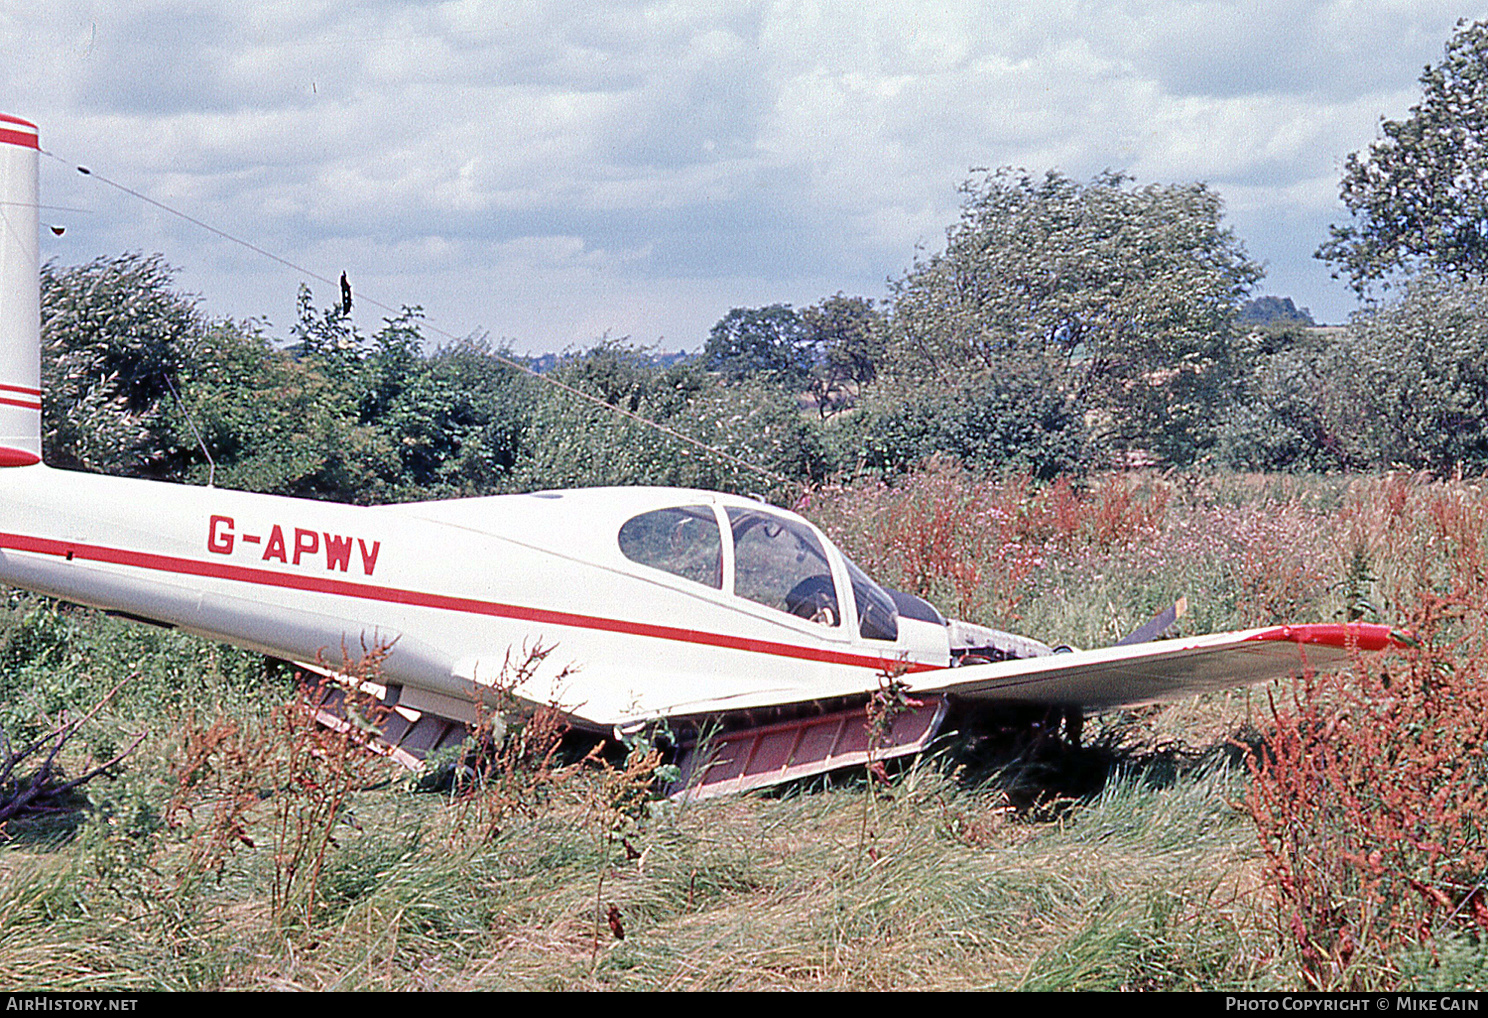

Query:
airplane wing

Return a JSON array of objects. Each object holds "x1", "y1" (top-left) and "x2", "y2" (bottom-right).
[
  {"x1": 917, "y1": 622, "x2": 1399, "y2": 711},
  {"x1": 562, "y1": 621, "x2": 1399, "y2": 726},
  {"x1": 665, "y1": 622, "x2": 1398, "y2": 799}
]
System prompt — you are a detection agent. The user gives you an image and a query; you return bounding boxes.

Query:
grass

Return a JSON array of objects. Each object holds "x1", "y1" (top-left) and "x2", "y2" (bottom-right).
[
  {"x1": 0, "y1": 686, "x2": 1281, "y2": 990},
  {"x1": 3, "y1": 467, "x2": 1488, "y2": 990}
]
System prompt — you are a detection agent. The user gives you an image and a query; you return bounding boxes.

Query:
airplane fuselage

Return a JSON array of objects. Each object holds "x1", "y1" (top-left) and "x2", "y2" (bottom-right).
[{"x1": 0, "y1": 466, "x2": 955, "y2": 729}]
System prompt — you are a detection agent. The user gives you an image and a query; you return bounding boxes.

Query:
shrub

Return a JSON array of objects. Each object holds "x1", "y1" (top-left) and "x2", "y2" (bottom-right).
[
  {"x1": 835, "y1": 376, "x2": 1094, "y2": 480},
  {"x1": 513, "y1": 343, "x2": 821, "y2": 495},
  {"x1": 1218, "y1": 342, "x2": 1349, "y2": 472}
]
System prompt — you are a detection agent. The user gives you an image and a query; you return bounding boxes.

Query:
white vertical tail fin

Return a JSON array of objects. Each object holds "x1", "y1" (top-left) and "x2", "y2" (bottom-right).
[{"x1": 0, "y1": 114, "x2": 41, "y2": 466}]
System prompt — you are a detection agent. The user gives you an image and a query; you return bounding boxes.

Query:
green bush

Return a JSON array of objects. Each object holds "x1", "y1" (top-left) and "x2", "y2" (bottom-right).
[
  {"x1": 512, "y1": 342, "x2": 822, "y2": 495},
  {"x1": 833, "y1": 375, "x2": 1095, "y2": 479},
  {"x1": 1327, "y1": 274, "x2": 1488, "y2": 472},
  {"x1": 41, "y1": 253, "x2": 200, "y2": 475},
  {"x1": 1218, "y1": 341, "x2": 1349, "y2": 472}
]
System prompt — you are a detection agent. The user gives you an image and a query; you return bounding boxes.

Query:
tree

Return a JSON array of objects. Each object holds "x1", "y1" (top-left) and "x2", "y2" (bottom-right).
[
  {"x1": 355, "y1": 310, "x2": 533, "y2": 498},
  {"x1": 513, "y1": 340, "x2": 819, "y2": 495},
  {"x1": 887, "y1": 169, "x2": 1261, "y2": 465},
  {"x1": 1217, "y1": 334, "x2": 1348, "y2": 473},
  {"x1": 1325, "y1": 273, "x2": 1488, "y2": 472},
  {"x1": 1239, "y1": 295, "x2": 1315, "y2": 327},
  {"x1": 800, "y1": 294, "x2": 884, "y2": 417},
  {"x1": 391, "y1": 336, "x2": 535, "y2": 496},
  {"x1": 168, "y1": 316, "x2": 397, "y2": 501},
  {"x1": 837, "y1": 375, "x2": 1093, "y2": 480},
  {"x1": 1224, "y1": 273, "x2": 1488, "y2": 473},
  {"x1": 173, "y1": 293, "x2": 536, "y2": 503},
  {"x1": 1319, "y1": 19, "x2": 1488, "y2": 293},
  {"x1": 703, "y1": 304, "x2": 811, "y2": 388}
]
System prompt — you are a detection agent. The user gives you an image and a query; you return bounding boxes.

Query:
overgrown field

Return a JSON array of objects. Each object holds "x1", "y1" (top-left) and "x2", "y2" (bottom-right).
[{"x1": 3, "y1": 469, "x2": 1487, "y2": 991}]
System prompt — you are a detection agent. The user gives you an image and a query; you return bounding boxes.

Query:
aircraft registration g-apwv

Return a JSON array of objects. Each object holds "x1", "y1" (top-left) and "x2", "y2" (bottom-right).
[{"x1": 0, "y1": 115, "x2": 1401, "y2": 798}]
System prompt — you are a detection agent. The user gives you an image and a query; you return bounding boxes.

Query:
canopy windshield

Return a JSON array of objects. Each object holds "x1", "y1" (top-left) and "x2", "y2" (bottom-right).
[
  {"x1": 620, "y1": 502, "x2": 901, "y2": 640},
  {"x1": 844, "y1": 556, "x2": 899, "y2": 641}
]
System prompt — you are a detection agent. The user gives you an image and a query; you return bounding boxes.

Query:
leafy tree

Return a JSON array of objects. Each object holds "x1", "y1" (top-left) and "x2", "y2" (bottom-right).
[
  {"x1": 514, "y1": 341, "x2": 818, "y2": 496},
  {"x1": 169, "y1": 292, "x2": 535, "y2": 503},
  {"x1": 1217, "y1": 335, "x2": 1348, "y2": 472},
  {"x1": 357, "y1": 311, "x2": 534, "y2": 498},
  {"x1": 1239, "y1": 296, "x2": 1315, "y2": 327},
  {"x1": 835, "y1": 375, "x2": 1093, "y2": 480},
  {"x1": 800, "y1": 294, "x2": 884, "y2": 417},
  {"x1": 167, "y1": 316, "x2": 396, "y2": 501},
  {"x1": 703, "y1": 304, "x2": 812, "y2": 388},
  {"x1": 887, "y1": 169, "x2": 1261, "y2": 465},
  {"x1": 1319, "y1": 19, "x2": 1488, "y2": 293},
  {"x1": 1223, "y1": 275, "x2": 1488, "y2": 473},
  {"x1": 398, "y1": 337, "x2": 535, "y2": 496}
]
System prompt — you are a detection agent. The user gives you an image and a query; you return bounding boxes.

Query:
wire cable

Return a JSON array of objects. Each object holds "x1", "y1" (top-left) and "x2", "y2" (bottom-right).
[{"x1": 42, "y1": 148, "x2": 791, "y2": 486}]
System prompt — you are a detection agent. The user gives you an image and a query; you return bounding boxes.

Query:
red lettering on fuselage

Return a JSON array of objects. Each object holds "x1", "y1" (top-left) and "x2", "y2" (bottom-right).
[
  {"x1": 208, "y1": 515, "x2": 234, "y2": 554},
  {"x1": 263, "y1": 525, "x2": 287, "y2": 563},
  {"x1": 324, "y1": 533, "x2": 353, "y2": 572},
  {"x1": 293, "y1": 528, "x2": 318, "y2": 565},
  {"x1": 206, "y1": 517, "x2": 381, "y2": 576},
  {"x1": 358, "y1": 539, "x2": 381, "y2": 576}
]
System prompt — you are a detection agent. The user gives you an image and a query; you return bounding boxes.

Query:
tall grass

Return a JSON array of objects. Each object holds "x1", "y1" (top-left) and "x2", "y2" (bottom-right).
[{"x1": 818, "y1": 466, "x2": 1488, "y2": 988}]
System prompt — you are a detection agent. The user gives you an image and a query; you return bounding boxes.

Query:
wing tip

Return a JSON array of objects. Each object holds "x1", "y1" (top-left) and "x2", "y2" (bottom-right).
[{"x1": 1245, "y1": 622, "x2": 1402, "y2": 653}]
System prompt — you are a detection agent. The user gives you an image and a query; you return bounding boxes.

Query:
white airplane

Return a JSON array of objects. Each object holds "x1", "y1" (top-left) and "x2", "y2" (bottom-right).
[{"x1": 0, "y1": 115, "x2": 1397, "y2": 797}]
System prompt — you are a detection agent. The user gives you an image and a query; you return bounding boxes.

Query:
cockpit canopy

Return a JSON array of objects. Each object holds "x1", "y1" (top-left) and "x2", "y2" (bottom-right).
[
  {"x1": 617, "y1": 506, "x2": 722, "y2": 589},
  {"x1": 617, "y1": 503, "x2": 899, "y2": 641}
]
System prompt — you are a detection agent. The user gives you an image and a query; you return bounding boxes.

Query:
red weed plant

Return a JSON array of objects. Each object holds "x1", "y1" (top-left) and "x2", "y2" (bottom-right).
[
  {"x1": 444, "y1": 644, "x2": 577, "y2": 847},
  {"x1": 265, "y1": 647, "x2": 401, "y2": 928},
  {"x1": 1333, "y1": 473, "x2": 1488, "y2": 615},
  {"x1": 810, "y1": 459, "x2": 1037, "y2": 620},
  {"x1": 166, "y1": 645, "x2": 399, "y2": 930},
  {"x1": 166, "y1": 709, "x2": 272, "y2": 883},
  {"x1": 812, "y1": 460, "x2": 1169, "y2": 624},
  {"x1": 1027, "y1": 475, "x2": 1169, "y2": 555},
  {"x1": 1243, "y1": 479, "x2": 1488, "y2": 989}
]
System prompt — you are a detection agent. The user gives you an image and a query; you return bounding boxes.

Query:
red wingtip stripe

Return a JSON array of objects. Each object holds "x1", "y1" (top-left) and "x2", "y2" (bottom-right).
[
  {"x1": 0, "y1": 127, "x2": 39, "y2": 150},
  {"x1": 0, "y1": 447, "x2": 40, "y2": 467},
  {"x1": 1246, "y1": 623, "x2": 1400, "y2": 653},
  {"x1": 0, "y1": 114, "x2": 37, "y2": 129},
  {"x1": 0, "y1": 396, "x2": 41, "y2": 411},
  {"x1": 0, "y1": 384, "x2": 42, "y2": 397}
]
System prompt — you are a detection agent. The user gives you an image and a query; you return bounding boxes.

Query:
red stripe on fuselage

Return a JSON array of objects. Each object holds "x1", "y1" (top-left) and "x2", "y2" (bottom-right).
[
  {"x1": 0, "y1": 127, "x2": 39, "y2": 150},
  {"x1": 0, "y1": 396, "x2": 41, "y2": 411},
  {"x1": 0, "y1": 384, "x2": 42, "y2": 397},
  {"x1": 0, "y1": 531, "x2": 938, "y2": 674}
]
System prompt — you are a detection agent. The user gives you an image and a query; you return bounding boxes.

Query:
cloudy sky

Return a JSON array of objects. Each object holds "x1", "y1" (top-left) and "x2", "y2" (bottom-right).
[{"x1": 0, "y1": 2, "x2": 1473, "y2": 352}]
